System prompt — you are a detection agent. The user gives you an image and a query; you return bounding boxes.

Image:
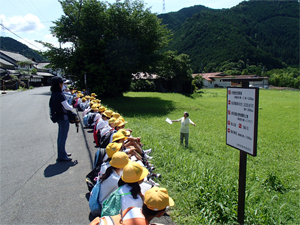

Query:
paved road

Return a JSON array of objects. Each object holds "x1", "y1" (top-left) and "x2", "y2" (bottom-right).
[
  {"x1": 0, "y1": 87, "x2": 92, "y2": 224},
  {"x1": 0, "y1": 87, "x2": 175, "y2": 225}
]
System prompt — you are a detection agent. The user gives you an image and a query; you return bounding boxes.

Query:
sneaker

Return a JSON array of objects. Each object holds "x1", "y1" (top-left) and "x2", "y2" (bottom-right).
[
  {"x1": 149, "y1": 178, "x2": 159, "y2": 187},
  {"x1": 151, "y1": 166, "x2": 155, "y2": 171},
  {"x1": 57, "y1": 157, "x2": 72, "y2": 162},
  {"x1": 144, "y1": 154, "x2": 153, "y2": 160},
  {"x1": 152, "y1": 173, "x2": 161, "y2": 178},
  {"x1": 143, "y1": 149, "x2": 152, "y2": 154}
]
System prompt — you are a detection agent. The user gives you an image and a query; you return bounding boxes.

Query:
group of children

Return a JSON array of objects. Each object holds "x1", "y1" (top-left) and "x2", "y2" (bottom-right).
[{"x1": 69, "y1": 90, "x2": 175, "y2": 225}]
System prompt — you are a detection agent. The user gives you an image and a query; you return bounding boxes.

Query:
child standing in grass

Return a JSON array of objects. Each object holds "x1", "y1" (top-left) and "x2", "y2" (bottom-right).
[{"x1": 171, "y1": 111, "x2": 196, "y2": 148}]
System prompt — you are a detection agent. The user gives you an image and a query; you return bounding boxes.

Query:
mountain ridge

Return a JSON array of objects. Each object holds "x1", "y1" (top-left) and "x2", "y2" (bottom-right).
[{"x1": 158, "y1": 1, "x2": 299, "y2": 73}]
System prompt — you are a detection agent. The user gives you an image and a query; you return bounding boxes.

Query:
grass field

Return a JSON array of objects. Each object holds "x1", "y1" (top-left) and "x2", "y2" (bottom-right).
[{"x1": 102, "y1": 89, "x2": 299, "y2": 224}]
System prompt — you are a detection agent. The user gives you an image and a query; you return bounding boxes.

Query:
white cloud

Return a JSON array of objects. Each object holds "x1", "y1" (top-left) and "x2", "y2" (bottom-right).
[{"x1": 0, "y1": 14, "x2": 44, "y2": 33}]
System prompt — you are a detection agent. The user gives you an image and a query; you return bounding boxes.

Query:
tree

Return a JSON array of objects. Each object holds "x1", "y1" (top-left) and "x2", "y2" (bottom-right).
[{"x1": 39, "y1": 0, "x2": 171, "y2": 97}]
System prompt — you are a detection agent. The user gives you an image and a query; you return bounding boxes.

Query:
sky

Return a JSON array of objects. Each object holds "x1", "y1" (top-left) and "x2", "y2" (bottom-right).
[{"x1": 0, "y1": 0, "x2": 243, "y2": 51}]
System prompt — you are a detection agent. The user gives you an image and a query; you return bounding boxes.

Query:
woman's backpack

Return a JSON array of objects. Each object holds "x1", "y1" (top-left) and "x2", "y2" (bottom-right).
[{"x1": 101, "y1": 186, "x2": 131, "y2": 217}]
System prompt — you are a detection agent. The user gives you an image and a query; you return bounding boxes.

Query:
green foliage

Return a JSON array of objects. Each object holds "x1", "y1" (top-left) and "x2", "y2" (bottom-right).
[
  {"x1": 31, "y1": 68, "x2": 37, "y2": 75},
  {"x1": 39, "y1": 0, "x2": 172, "y2": 97},
  {"x1": 102, "y1": 89, "x2": 300, "y2": 224},
  {"x1": 130, "y1": 79, "x2": 156, "y2": 92},
  {"x1": 159, "y1": 1, "x2": 299, "y2": 72},
  {"x1": 157, "y1": 50, "x2": 193, "y2": 80},
  {"x1": 192, "y1": 74, "x2": 203, "y2": 92},
  {"x1": 267, "y1": 67, "x2": 300, "y2": 88}
]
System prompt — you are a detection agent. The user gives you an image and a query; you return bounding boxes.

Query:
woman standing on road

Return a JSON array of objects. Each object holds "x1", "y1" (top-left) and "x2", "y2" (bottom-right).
[
  {"x1": 171, "y1": 112, "x2": 196, "y2": 148},
  {"x1": 50, "y1": 76, "x2": 73, "y2": 161}
]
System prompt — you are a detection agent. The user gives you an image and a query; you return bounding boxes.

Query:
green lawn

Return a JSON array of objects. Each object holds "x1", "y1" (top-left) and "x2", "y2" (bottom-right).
[{"x1": 103, "y1": 89, "x2": 300, "y2": 224}]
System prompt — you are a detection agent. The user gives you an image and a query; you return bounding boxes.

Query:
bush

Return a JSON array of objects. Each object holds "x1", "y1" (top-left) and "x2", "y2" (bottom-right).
[{"x1": 130, "y1": 80, "x2": 156, "y2": 92}]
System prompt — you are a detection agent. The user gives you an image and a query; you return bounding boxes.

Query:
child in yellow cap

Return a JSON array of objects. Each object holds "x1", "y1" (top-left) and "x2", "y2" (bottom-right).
[{"x1": 90, "y1": 186, "x2": 174, "y2": 225}]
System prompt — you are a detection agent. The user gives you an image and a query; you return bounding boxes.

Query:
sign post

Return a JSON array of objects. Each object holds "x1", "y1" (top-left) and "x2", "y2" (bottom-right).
[{"x1": 222, "y1": 78, "x2": 260, "y2": 224}]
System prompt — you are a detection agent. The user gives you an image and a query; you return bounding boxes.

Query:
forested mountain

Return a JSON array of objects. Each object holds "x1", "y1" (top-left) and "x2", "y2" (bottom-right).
[
  {"x1": 0, "y1": 37, "x2": 47, "y2": 62},
  {"x1": 158, "y1": 1, "x2": 299, "y2": 73}
]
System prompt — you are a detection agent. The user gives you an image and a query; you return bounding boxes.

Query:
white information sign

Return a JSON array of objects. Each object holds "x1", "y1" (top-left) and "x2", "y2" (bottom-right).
[{"x1": 226, "y1": 87, "x2": 259, "y2": 156}]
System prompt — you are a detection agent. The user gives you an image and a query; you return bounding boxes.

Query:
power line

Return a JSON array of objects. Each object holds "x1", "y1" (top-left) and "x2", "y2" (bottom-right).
[
  {"x1": 0, "y1": 23, "x2": 43, "y2": 51},
  {"x1": 24, "y1": 0, "x2": 49, "y2": 22}
]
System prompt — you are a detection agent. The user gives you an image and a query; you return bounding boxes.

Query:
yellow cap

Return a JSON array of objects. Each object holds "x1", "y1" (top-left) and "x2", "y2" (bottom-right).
[
  {"x1": 121, "y1": 162, "x2": 148, "y2": 183},
  {"x1": 103, "y1": 110, "x2": 112, "y2": 118},
  {"x1": 112, "y1": 112, "x2": 120, "y2": 119},
  {"x1": 112, "y1": 132, "x2": 127, "y2": 143},
  {"x1": 99, "y1": 106, "x2": 106, "y2": 112},
  {"x1": 91, "y1": 105, "x2": 99, "y2": 111},
  {"x1": 108, "y1": 117, "x2": 117, "y2": 124},
  {"x1": 118, "y1": 128, "x2": 130, "y2": 136},
  {"x1": 114, "y1": 119, "x2": 127, "y2": 127},
  {"x1": 91, "y1": 93, "x2": 97, "y2": 97},
  {"x1": 144, "y1": 187, "x2": 175, "y2": 211},
  {"x1": 118, "y1": 116, "x2": 125, "y2": 122},
  {"x1": 106, "y1": 142, "x2": 123, "y2": 158},
  {"x1": 109, "y1": 152, "x2": 130, "y2": 169}
]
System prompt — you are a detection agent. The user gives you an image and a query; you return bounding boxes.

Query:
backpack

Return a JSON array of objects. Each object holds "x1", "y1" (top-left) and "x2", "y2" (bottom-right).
[
  {"x1": 83, "y1": 114, "x2": 89, "y2": 126},
  {"x1": 99, "y1": 129, "x2": 114, "y2": 148},
  {"x1": 89, "y1": 178, "x2": 102, "y2": 217},
  {"x1": 49, "y1": 96, "x2": 58, "y2": 123},
  {"x1": 88, "y1": 113, "x2": 96, "y2": 126},
  {"x1": 73, "y1": 98, "x2": 79, "y2": 108},
  {"x1": 86, "y1": 148, "x2": 106, "y2": 192},
  {"x1": 101, "y1": 186, "x2": 131, "y2": 217},
  {"x1": 93, "y1": 148, "x2": 106, "y2": 169}
]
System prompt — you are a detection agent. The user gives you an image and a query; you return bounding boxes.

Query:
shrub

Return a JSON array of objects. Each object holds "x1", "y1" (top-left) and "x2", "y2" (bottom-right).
[{"x1": 130, "y1": 80, "x2": 156, "y2": 92}]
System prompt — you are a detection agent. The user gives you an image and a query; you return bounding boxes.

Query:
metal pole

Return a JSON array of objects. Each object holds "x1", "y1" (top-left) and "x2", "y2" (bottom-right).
[
  {"x1": 237, "y1": 80, "x2": 249, "y2": 224},
  {"x1": 238, "y1": 151, "x2": 247, "y2": 224}
]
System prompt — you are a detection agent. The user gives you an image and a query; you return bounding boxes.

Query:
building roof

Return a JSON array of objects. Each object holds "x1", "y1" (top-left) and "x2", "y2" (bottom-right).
[
  {"x1": 193, "y1": 72, "x2": 231, "y2": 81},
  {"x1": 193, "y1": 73, "x2": 268, "y2": 82},
  {"x1": 35, "y1": 62, "x2": 50, "y2": 70},
  {"x1": 37, "y1": 72, "x2": 54, "y2": 77},
  {"x1": 0, "y1": 58, "x2": 14, "y2": 66},
  {"x1": 0, "y1": 49, "x2": 35, "y2": 64}
]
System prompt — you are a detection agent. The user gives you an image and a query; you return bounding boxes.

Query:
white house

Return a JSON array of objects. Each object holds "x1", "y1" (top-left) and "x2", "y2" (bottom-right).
[{"x1": 193, "y1": 72, "x2": 269, "y2": 88}]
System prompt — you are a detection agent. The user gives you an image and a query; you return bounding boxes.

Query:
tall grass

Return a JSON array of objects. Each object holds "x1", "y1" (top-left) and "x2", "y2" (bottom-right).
[{"x1": 102, "y1": 89, "x2": 300, "y2": 224}]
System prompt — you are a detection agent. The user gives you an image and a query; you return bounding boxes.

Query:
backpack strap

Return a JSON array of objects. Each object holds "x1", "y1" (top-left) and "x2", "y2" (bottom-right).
[{"x1": 120, "y1": 207, "x2": 138, "y2": 224}]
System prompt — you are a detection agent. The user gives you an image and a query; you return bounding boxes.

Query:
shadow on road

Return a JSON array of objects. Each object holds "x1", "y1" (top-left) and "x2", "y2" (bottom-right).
[
  {"x1": 44, "y1": 160, "x2": 78, "y2": 177},
  {"x1": 32, "y1": 91, "x2": 51, "y2": 96}
]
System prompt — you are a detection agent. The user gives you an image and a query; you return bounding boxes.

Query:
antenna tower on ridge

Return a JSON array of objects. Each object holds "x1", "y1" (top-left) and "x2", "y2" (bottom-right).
[{"x1": 162, "y1": 0, "x2": 166, "y2": 13}]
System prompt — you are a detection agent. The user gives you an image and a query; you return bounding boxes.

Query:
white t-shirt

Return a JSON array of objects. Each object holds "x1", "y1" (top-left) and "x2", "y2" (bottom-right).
[
  {"x1": 99, "y1": 169, "x2": 121, "y2": 204},
  {"x1": 100, "y1": 161, "x2": 111, "y2": 178},
  {"x1": 96, "y1": 119, "x2": 108, "y2": 131},
  {"x1": 101, "y1": 125, "x2": 114, "y2": 136},
  {"x1": 178, "y1": 117, "x2": 194, "y2": 133},
  {"x1": 119, "y1": 184, "x2": 143, "y2": 211}
]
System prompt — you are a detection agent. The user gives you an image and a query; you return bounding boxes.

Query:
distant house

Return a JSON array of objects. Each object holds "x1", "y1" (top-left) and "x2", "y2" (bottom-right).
[
  {"x1": 132, "y1": 72, "x2": 192, "y2": 93},
  {"x1": 34, "y1": 62, "x2": 54, "y2": 86},
  {"x1": 0, "y1": 49, "x2": 55, "y2": 88},
  {"x1": 193, "y1": 72, "x2": 269, "y2": 88}
]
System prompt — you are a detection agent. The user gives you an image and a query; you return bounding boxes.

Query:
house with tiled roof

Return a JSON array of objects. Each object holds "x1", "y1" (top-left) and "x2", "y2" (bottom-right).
[
  {"x1": 0, "y1": 49, "x2": 56, "y2": 88},
  {"x1": 0, "y1": 49, "x2": 35, "y2": 69}
]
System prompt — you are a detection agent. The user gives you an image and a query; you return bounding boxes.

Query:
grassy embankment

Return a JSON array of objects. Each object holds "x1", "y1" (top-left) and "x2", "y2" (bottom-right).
[{"x1": 103, "y1": 89, "x2": 299, "y2": 224}]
